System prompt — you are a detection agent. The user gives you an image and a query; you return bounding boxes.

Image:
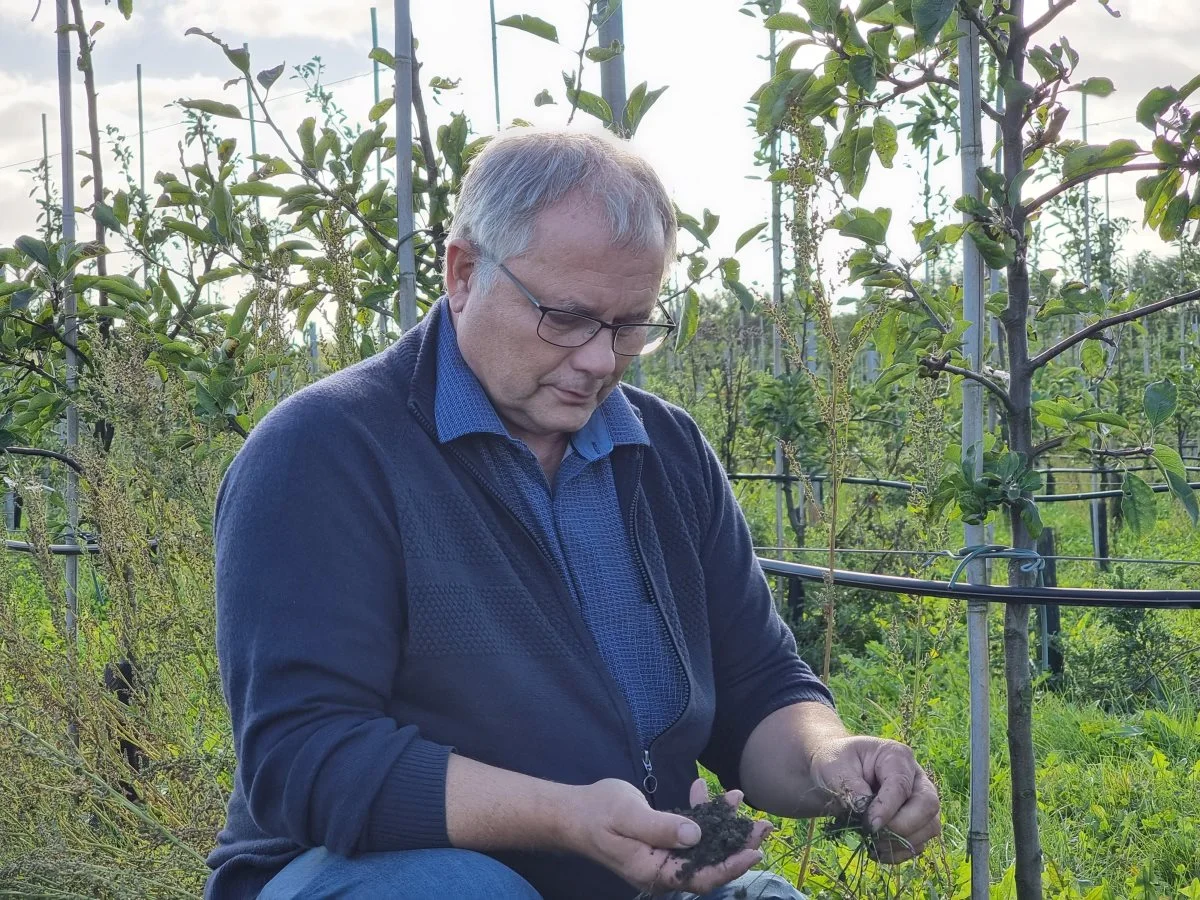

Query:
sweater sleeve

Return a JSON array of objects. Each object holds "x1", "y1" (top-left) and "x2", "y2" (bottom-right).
[
  {"x1": 214, "y1": 389, "x2": 452, "y2": 857},
  {"x1": 689, "y1": 417, "x2": 836, "y2": 790}
]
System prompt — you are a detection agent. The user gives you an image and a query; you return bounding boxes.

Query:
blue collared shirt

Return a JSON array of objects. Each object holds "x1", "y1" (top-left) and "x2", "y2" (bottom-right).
[{"x1": 434, "y1": 310, "x2": 687, "y2": 749}]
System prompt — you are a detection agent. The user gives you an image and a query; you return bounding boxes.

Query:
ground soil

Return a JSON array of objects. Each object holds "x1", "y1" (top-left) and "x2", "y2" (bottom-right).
[{"x1": 667, "y1": 799, "x2": 755, "y2": 881}]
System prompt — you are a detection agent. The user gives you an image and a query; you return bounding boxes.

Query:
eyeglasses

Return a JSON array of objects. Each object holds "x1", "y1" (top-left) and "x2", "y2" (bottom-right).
[{"x1": 494, "y1": 262, "x2": 676, "y2": 357}]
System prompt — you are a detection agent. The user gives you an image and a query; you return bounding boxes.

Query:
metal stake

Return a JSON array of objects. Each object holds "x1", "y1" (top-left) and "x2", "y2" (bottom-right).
[
  {"x1": 394, "y1": 0, "x2": 417, "y2": 331},
  {"x1": 957, "y1": 18, "x2": 990, "y2": 900}
]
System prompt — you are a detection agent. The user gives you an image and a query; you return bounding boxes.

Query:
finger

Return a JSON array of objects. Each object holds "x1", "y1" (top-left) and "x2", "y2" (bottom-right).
[
  {"x1": 614, "y1": 804, "x2": 702, "y2": 850},
  {"x1": 689, "y1": 777, "x2": 709, "y2": 807},
  {"x1": 677, "y1": 847, "x2": 764, "y2": 895},
  {"x1": 720, "y1": 788, "x2": 744, "y2": 809},
  {"x1": 864, "y1": 748, "x2": 920, "y2": 831},
  {"x1": 872, "y1": 769, "x2": 941, "y2": 839}
]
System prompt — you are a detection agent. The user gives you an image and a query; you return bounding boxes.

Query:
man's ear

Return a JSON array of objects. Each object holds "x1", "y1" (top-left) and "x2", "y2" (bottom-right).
[{"x1": 444, "y1": 240, "x2": 476, "y2": 313}]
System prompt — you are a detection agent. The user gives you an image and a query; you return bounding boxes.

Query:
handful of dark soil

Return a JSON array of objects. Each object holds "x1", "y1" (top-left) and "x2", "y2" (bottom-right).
[{"x1": 667, "y1": 799, "x2": 755, "y2": 881}]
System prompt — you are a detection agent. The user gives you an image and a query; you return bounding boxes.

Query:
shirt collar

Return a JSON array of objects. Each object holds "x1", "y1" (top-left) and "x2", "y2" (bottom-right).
[{"x1": 433, "y1": 303, "x2": 650, "y2": 456}]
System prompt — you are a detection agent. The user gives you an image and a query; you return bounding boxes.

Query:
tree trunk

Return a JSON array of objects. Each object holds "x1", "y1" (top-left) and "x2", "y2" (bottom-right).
[{"x1": 1000, "y1": 4, "x2": 1043, "y2": 893}]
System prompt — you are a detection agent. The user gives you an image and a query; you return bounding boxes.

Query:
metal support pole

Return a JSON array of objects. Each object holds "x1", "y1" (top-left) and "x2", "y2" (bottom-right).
[
  {"x1": 371, "y1": 8, "x2": 383, "y2": 183},
  {"x1": 489, "y1": 0, "x2": 502, "y2": 130},
  {"x1": 41, "y1": 113, "x2": 51, "y2": 237},
  {"x1": 394, "y1": 0, "x2": 417, "y2": 331},
  {"x1": 372, "y1": 7, "x2": 389, "y2": 343},
  {"x1": 597, "y1": 1, "x2": 626, "y2": 132},
  {"x1": 136, "y1": 64, "x2": 145, "y2": 207},
  {"x1": 957, "y1": 19, "x2": 990, "y2": 900},
  {"x1": 769, "y1": 25, "x2": 785, "y2": 573},
  {"x1": 56, "y1": 0, "x2": 80, "y2": 682},
  {"x1": 243, "y1": 44, "x2": 259, "y2": 217}
]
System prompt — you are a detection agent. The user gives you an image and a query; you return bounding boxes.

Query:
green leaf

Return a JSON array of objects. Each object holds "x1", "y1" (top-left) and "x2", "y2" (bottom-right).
[
  {"x1": 533, "y1": 89, "x2": 556, "y2": 107},
  {"x1": 727, "y1": 279, "x2": 756, "y2": 312},
  {"x1": 1062, "y1": 139, "x2": 1141, "y2": 180},
  {"x1": 14, "y1": 235, "x2": 51, "y2": 269},
  {"x1": 93, "y1": 202, "x2": 122, "y2": 234},
  {"x1": 226, "y1": 290, "x2": 256, "y2": 337},
  {"x1": 1144, "y1": 378, "x2": 1178, "y2": 428},
  {"x1": 1137, "y1": 86, "x2": 1178, "y2": 129},
  {"x1": 1121, "y1": 472, "x2": 1157, "y2": 535},
  {"x1": 675, "y1": 288, "x2": 700, "y2": 352},
  {"x1": 179, "y1": 98, "x2": 243, "y2": 119},
  {"x1": 368, "y1": 47, "x2": 395, "y2": 69},
  {"x1": 734, "y1": 222, "x2": 767, "y2": 253},
  {"x1": 623, "y1": 82, "x2": 667, "y2": 136},
  {"x1": 1164, "y1": 469, "x2": 1199, "y2": 525},
  {"x1": 298, "y1": 117, "x2": 316, "y2": 165},
  {"x1": 229, "y1": 181, "x2": 287, "y2": 198},
  {"x1": 211, "y1": 184, "x2": 235, "y2": 240},
  {"x1": 93, "y1": 276, "x2": 146, "y2": 304},
  {"x1": 351, "y1": 126, "x2": 383, "y2": 177},
  {"x1": 1152, "y1": 443, "x2": 1187, "y2": 481},
  {"x1": 224, "y1": 46, "x2": 250, "y2": 74},
  {"x1": 833, "y1": 207, "x2": 890, "y2": 244},
  {"x1": 257, "y1": 64, "x2": 285, "y2": 91},
  {"x1": 1081, "y1": 340, "x2": 1106, "y2": 377},
  {"x1": 497, "y1": 14, "x2": 559, "y2": 43},
  {"x1": 585, "y1": 40, "x2": 622, "y2": 63},
  {"x1": 872, "y1": 115, "x2": 897, "y2": 168},
  {"x1": 368, "y1": 97, "x2": 395, "y2": 122},
  {"x1": 1068, "y1": 77, "x2": 1115, "y2": 97},
  {"x1": 829, "y1": 124, "x2": 873, "y2": 198},
  {"x1": 966, "y1": 224, "x2": 1015, "y2": 268},
  {"x1": 912, "y1": 0, "x2": 955, "y2": 45},
  {"x1": 800, "y1": 0, "x2": 838, "y2": 29},
  {"x1": 848, "y1": 56, "x2": 877, "y2": 93},
  {"x1": 163, "y1": 217, "x2": 213, "y2": 244},
  {"x1": 765, "y1": 12, "x2": 813, "y2": 33},
  {"x1": 118, "y1": 0, "x2": 132, "y2": 18}
]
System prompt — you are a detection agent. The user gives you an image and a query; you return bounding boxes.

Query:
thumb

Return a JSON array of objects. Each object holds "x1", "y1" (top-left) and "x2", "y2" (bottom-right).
[{"x1": 616, "y1": 804, "x2": 702, "y2": 850}]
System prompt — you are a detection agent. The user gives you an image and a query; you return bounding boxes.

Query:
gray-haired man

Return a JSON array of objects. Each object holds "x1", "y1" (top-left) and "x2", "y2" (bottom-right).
[{"x1": 205, "y1": 128, "x2": 940, "y2": 900}]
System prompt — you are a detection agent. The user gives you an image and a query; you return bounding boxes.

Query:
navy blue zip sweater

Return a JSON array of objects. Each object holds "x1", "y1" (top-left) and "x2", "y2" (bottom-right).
[{"x1": 204, "y1": 300, "x2": 834, "y2": 899}]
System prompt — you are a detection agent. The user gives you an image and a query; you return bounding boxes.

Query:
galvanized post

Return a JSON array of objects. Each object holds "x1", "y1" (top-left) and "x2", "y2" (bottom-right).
[
  {"x1": 769, "y1": 24, "x2": 785, "y2": 565},
  {"x1": 394, "y1": 0, "x2": 417, "y2": 331},
  {"x1": 243, "y1": 44, "x2": 259, "y2": 217},
  {"x1": 372, "y1": 7, "x2": 389, "y2": 344},
  {"x1": 957, "y1": 18, "x2": 990, "y2": 900},
  {"x1": 597, "y1": 1, "x2": 626, "y2": 132},
  {"x1": 489, "y1": 0, "x2": 502, "y2": 130},
  {"x1": 56, "y1": 0, "x2": 80, "y2": 681},
  {"x1": 136, "y1": 64, "x2": 145, "y2": 209}
]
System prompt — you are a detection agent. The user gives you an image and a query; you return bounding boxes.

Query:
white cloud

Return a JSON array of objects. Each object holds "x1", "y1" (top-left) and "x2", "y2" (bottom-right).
[{"x1": 161, "y1": 0, "x2": 381, "y2": 43}]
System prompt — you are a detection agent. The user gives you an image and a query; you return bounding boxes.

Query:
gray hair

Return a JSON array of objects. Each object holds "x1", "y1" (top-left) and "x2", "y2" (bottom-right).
[{"x1": 446, "y1": 128, "x2": 677, "y2": 293}]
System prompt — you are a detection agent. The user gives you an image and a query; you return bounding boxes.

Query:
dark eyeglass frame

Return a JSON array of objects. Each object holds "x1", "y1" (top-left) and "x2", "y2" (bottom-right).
[{"x1": 494, "y1": 261, "x2": 676, "y2": 357}]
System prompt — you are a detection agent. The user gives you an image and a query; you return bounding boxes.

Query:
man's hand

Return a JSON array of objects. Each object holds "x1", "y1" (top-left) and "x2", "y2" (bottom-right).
[
  {"x1": 565, "y1": 777, "x2": 773, "y2": 895},
  {"x1": 809, "y1": 735, "x2": 941, "y2": 862}
]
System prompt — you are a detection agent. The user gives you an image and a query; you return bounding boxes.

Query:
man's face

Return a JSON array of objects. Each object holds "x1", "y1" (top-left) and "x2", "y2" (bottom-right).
[{"x1": 447, "y1": 196, "x2": 666, "y2": 445}]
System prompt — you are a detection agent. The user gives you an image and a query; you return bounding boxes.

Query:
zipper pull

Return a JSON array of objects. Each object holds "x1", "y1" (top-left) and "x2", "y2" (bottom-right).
[{"x1": 642, "y1": 750, "x2": 658, "y2": 795}]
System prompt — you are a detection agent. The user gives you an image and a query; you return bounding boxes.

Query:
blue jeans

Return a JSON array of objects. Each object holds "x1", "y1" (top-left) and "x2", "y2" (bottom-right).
[{"x1": 259, "y1": 847, "x2": 804, "y2": 899}]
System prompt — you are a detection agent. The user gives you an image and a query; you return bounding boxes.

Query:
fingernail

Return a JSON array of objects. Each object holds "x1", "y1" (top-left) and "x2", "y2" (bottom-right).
[
  {"x1": 870, "y1": 816, "x2": 884, "y2": 832},
  {"x1": 679, "y1": 822, "x2": 701, "y2": 846},
  {"x1": 752, "y1": 850, "x2": 764, "y2": 864}
]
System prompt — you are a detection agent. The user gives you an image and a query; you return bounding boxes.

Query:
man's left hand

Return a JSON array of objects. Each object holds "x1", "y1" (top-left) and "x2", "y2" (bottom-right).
[{"x1": 808, "y1": 735, "x2": 941, "y2": 862}]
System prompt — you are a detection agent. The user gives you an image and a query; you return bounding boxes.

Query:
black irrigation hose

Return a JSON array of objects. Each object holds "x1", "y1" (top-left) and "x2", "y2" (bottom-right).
[
  {"x1": 757, "y1": 557, "x2": 1200, "y2": 609},
  {"x1": 730, "y1": 472, "x2": 1200, "y2": 503}
]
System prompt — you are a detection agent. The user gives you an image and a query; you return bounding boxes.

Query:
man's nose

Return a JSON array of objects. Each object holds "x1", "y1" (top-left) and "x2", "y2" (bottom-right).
[{"x1": 571, "y1": 331, "x2": 619, "y2": 378}]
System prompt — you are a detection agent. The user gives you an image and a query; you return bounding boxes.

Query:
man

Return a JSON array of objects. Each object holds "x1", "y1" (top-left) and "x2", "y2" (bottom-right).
[{"x1": 205, "y1": 128, "x2": 940, "y2": 900}]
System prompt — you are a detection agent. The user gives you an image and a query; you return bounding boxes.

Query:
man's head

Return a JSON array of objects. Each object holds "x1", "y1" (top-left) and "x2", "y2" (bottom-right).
[{"x1": 444, "y1": 128, "x2": 676, "y2": 449}]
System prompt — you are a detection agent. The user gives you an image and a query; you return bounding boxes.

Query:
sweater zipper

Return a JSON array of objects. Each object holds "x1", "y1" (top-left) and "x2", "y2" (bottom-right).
[
  {"x1": 433, "y1": 432, "x2": 649, "y2": 777},
  {"x1": 627, "y1": 447, "x2": 691, "y2": 806}
]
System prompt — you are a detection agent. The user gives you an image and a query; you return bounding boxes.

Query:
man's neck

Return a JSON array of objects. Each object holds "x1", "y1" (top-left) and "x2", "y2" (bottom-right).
[{"x1": 517, "y1": 430, "x2": 570, "y2": 484}]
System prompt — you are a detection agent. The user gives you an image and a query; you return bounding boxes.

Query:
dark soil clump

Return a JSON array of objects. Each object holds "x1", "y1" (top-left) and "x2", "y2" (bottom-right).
[{"x1": 667, "y1": 799, "x2": 755, "y2": 881}]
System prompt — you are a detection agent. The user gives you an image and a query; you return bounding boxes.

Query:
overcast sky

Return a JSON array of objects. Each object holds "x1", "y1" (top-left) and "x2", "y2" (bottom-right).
[{"x1": 0, "y1": 0, "x2": 1195, "y2": 296}]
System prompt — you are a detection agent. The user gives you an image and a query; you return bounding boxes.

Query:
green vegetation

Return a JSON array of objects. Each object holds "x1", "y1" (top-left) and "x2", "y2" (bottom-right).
[{"x1": 0, "y1": 1, "x2": 1198, "y2": 898}]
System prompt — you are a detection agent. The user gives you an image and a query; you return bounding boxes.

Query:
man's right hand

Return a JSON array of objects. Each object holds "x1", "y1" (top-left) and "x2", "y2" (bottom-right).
[{"x1": 563, "y1": 777, "x2": 773, "y2": 895}]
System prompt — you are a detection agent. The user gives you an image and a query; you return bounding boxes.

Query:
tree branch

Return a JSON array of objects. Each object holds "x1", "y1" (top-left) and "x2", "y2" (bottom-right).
[
  {"x1": 1029, "y1": 435, "x2": 1067, "y2": 461},
  {"x1": 1027, "y1": 0, "x2": 1078, "y2": 36},
  {"x1": 565, "y1": 1, "x2": 599, "y2": 126},
  {"x1": 957, "y1": 1, "x2": 1006, "y2": 60},
  {"x1": 920, "y1": 354, "x2": 1017, "y2": 415},
  {"x1": 1030, "y1": 286, "x2": 1200, "y2": 369},
  {"x1": 1023, "y1": 161, "x2": 1200, "y2": 217},
  {"x1": 409, "y1": 42, "x2": 445, "y2": 268}
]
